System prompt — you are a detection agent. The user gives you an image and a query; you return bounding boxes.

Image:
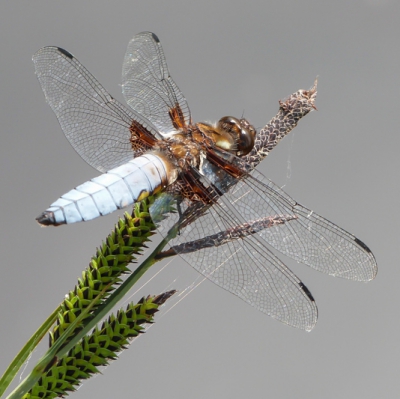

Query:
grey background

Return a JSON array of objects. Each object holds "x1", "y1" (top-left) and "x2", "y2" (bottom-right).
[{"x1": 0, "y1": 1, "x2": 398, "y2": 398}]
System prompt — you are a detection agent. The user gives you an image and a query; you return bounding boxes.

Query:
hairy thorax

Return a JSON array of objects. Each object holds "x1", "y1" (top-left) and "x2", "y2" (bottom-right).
[{"x1": 154, "y1": 116, "x2": 256, "y2": 203}]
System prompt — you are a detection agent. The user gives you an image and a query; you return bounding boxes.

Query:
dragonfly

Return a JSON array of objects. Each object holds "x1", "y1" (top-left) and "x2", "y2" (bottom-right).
[{"x1": 33, "y1": 32, "x2": 377, "y2": 331}]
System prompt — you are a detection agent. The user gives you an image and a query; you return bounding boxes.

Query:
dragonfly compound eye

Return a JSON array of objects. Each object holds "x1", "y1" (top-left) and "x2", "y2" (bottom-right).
[{"x1": 217, "y1": 116, "x2": 255, "y2": 156}]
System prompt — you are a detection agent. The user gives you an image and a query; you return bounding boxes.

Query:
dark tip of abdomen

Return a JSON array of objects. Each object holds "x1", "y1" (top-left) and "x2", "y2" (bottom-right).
[{"x1": 36, "y1": 211, "x2": 59, "y2": 226}]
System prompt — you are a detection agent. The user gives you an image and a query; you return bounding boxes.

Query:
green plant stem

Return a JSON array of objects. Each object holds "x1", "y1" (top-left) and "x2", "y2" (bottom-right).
[
  {"x1": 0, "y1": 306, "x2": 60, "y2": 398},
  {"x1": 4, "y1": 223, "x2": 178, "y2": 399}
]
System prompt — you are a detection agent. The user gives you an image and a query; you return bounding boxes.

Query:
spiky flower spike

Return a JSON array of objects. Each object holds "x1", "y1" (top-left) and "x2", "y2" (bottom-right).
[
  {"x1": 23, "y1": 291, "x2": 176, "y2": 399},
  {"x1": 245, "y1": 79, "x2": 317, "y2": 169},
  {"x1": 49, "y1": 196, "x2": 161, "y2": 347},
  {"x1": 22, "y1": 195, "x2": 174, "y2": 398}
]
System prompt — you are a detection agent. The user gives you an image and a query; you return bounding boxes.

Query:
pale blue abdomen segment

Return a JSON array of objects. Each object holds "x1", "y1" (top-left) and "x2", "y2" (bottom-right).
[{"x1": 37, "y1": 153, "x2": 173, "y2": 225}]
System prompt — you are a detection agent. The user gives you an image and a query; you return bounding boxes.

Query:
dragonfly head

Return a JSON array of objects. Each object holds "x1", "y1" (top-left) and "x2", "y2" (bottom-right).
[{"x1": 216, "y1": 116, "x2": 256, "y2": 156}]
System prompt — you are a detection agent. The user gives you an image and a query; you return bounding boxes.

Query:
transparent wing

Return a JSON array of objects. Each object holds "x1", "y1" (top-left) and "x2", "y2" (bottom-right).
[
  {"x1": 152, "y1": 193, "x2": 318, "y2": 331},
  {"x1": 238, "y1": 169, "x2": 377, "y2": 281},
  {"x1": 151, "y1": 165, "x2": 376, "y2": 330},
  {"x1": 33, "y1": 46, "x2": 161, "y2": 173},
  {"x1": 122, "y1": 32, "x2": 191, "y2": 134},
  {"x1": 197, "y1": 150, "x2": 376, "y2": 281}
]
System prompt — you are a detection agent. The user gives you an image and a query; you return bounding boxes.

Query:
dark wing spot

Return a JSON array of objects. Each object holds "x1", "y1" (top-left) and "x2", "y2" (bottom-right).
[
  {"x1": 354, "y1": 237, "x2": 372, "y2": 253},
  {"x1": 299, "y1": 282, "x2": 315, "y2": 302},
  {"x1": 57, "y1": 47, "x2": 73, "y2": 59},
  {"x1": 150, "y1": 32, "x2": 160, "y2": 43}
]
